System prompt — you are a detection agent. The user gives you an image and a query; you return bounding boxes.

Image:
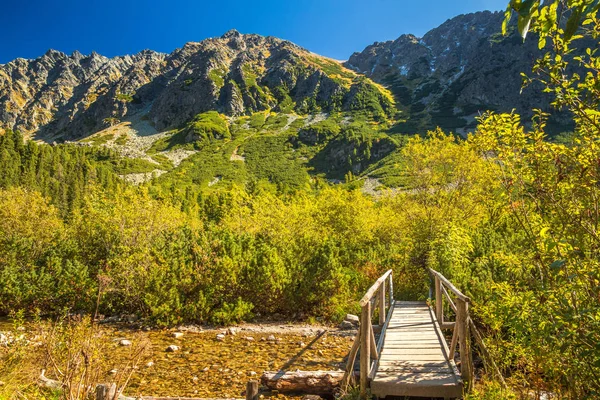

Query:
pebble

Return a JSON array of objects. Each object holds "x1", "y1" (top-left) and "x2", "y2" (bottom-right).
[
  {"x1": 172, "y1": 332, "x2": 184, "y2": 339},
  {"x1": 192, "y1": 376, "x2": 199, "y2": 382},
  {"x1": 227, "y1": 327, "x2": 237, "y2": 336},
  {"x1": 166, "y1": 345, "x2": 180, "y2": 352},
  {"x1": 249, "y1": 371, "x2": 257, "y2": 376},
  {"x1": 298, "y1": 341, "x2": 306, "y2": 347},
  {"x1": 146, "y1": 361, "x2": 154, "y2": 367},
  {"x1": 244, "y1": 336, "x2": 255, "y2": 342},
  {"x1": 119, "y1": 339, "x2": 132, "y2": 346},
  {"x1": 202, "y1": 367, "x2": 210, "y2": 372},
  {"x1": 109, "y1": 369, "x2": 118, "y2": 375},
  {"x1": 267, "y1": 335, "x2": 277, "y2": 342},
  {"x1": 216, "y1": 334, "x2": 225, "y2": 341}
]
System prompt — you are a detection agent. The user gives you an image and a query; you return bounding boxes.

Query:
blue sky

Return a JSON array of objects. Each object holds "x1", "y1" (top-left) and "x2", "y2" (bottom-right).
[{"x1": 0, "y1": 0, "x2": 508, "y2": 64}]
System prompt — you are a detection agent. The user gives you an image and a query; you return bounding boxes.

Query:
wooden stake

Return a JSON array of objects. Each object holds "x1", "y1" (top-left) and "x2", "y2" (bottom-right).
[
  {"x1": 246, "y1": 380, "x2": 258, "y2": 400},
  {"x1": 360, "y1": 302, "x2": 371, "y2": 399}
]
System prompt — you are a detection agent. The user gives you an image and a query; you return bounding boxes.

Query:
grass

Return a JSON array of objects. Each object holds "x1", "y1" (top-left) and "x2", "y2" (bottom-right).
[
  {"x1": 115, "y1": 134, "x2": 128, "y2": 146},
  {"x1": 82, "y1": 134, "x2": 114, "y2": 146},
  {"x1": 116, "y1": 93, "x2": 134, "y2": 102},
  {"x1": 208, "y1": 68, "x2": 227, "y2": 88}
]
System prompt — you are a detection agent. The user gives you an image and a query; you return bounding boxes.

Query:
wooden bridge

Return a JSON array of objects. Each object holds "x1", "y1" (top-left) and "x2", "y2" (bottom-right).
[{"x1": 341, "y1": 269, "x2": 503, "y2": 399}]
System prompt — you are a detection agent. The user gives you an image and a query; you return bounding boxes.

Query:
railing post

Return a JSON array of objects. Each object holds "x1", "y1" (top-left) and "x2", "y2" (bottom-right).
[
  {"x1": 435, "y1": 276, "x2": 443, "y2": 325},
  {"x1": 388, "y1": 273, "x2": 394, "y2": 306},
  {"x1": 360, "y1": 301, "x2": 371, "y2": 399},
  {"x1": 456, "y1": 298, "x2": 473, "y2": 390},
  {"x1": 379, "y1": 282, "x2": 386, "y2": 326}
]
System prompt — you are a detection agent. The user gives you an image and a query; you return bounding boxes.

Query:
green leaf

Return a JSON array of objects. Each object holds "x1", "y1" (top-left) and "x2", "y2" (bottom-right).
[
  {"x1": 564, "y1": 8, "x2": 583, "y2": 41},
  {"x1": 550, "y1": 260, "x2": 566, "y2": 270}
]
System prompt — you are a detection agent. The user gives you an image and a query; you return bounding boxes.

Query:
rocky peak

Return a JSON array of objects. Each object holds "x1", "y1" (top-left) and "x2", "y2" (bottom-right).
[
  {"x1": 0, "y1": 30, "x2": 393, "y2": 141},
  {"x1": 344, "y1": 10, "x2": 573, "y2": 135},
  {"x1": 222, "y1": 29, "x2": 241, "y2": 39}
]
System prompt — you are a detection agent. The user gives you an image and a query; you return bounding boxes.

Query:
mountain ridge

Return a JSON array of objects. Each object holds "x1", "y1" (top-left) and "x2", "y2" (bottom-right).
[{"x1": 0, "y1": 29, "x2": 393, "y2": 141}]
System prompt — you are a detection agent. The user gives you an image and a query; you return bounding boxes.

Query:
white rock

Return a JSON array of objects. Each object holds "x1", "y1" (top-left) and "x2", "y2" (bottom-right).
[
  {"x1": 119, "y1": 339, "x2": 132, "y2": 346},
  {"x1": 244, "y1": 336, "x2": 255, "y2": 342},
  {"x1": 172, "y1": 332, "x2": 184, "y2": 339},
  {"x1": 227, "y1": 327, "x2": 237, "y2": 336},
  {"x1": 267, "y1": 335, "x2": 277, "y2": 342},
  {"x1": 166, "y1": 345, "x2": 180, "y2": 352},
  {"x1": 344, "y1": 314, "x2": 360, "y2": 324},
  {"x1": 216, "y1": 334, "x2": 226, "y2": 341},
  {"x1": 146, "y1": 361, "x2": 154, "y2": 367},
  {"x1": 249, "y1": 371, "x2": 257, "y2": 376},
  {"x1": 109, "y1": 369, "x2": 118, "y2": 375}
]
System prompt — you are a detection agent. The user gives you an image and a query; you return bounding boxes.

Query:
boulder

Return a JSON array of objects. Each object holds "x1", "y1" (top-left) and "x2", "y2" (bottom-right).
[
  {"x1": 171, "y1": 332, "x2": 184, "y2": 339},
  {"x1": 119, "y1": 339, "x2": 132, "y2": 346},
  {"x1": 216, "y1": 334, "x2": 226, "y2": 341},
  {"x1": 339, "y1": 321, "x2": 354, "y2": 330}
]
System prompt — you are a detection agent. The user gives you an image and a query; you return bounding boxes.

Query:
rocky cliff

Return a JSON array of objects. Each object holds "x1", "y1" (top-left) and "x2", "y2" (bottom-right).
[
  {"x1": 345, "y1": 11, "x2": 573, "y2": 135},
  {"x1": 0, "y1": 30, "x2": 393, "y2": 141}
]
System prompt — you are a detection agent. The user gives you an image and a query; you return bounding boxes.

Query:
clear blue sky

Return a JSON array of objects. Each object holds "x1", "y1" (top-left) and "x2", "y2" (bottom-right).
[{"x1": 1, "y1": 0, "x2": 508, "y2": 64}]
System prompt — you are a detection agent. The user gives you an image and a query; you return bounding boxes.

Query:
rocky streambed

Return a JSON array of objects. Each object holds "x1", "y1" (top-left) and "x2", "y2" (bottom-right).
[{"x1": 0, "y1": 319, "x2": 355, "y2": 398}]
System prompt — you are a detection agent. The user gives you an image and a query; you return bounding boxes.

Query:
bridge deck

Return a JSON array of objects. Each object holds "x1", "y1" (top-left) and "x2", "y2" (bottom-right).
[{"x1": 371, "y1": 301, "x2": 463, "y2": 398}]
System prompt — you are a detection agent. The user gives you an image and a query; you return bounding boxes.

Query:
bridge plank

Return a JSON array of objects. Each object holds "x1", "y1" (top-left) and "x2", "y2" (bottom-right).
[{"x1": 370, "y1": 301, "x2": 463, "y2": 399}]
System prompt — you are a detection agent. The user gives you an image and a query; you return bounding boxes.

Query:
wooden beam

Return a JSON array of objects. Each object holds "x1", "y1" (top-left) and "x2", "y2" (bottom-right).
[
  {"x1": 341, "y1": 334, "x2": 360, "y2": 391},
  {"x1": 456, "y1": 299, "x2": 472, "y2": 390},
  {"x1": 435, "y1": 277, "x2": 443, "y2": 325},
  {"x1": 245, "y1": 381, "x2": 258, "y2": 400},
  {"x1": 441, "y1": 285, "x2": 457, "y2": 313},
  {"x1": 379, "y1": 283, "x2": 386, "y2": 326},
  {"x1": 428, "y1": 269, "x2": 470, "y2": 302},
  {"x1": 360, "y1": 302, "x2": 371, "y2": 399},
  {"x1": 360, "y1": 270, "x2": 393, "y2": 307}
]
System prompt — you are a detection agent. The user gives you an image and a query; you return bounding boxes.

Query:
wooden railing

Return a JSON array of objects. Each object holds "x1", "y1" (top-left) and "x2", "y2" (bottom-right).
[
  {"x1": 429, "y1": 268, "x2": 507, "y2": 391},
  {"x1": 429, "y1": 268, "x2": 473, "y2": 389},
  {"x1": 341, "y1": 270, "x2": 394, "y2": 398}
]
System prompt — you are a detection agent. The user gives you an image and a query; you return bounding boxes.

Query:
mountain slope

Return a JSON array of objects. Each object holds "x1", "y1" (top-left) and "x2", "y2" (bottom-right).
[
  {"x1": 0, "y1": 30, "x2": 394, "y2": 141},
  {"x1": 345, "y1": 11, "x2": 573, "y2": 135}
]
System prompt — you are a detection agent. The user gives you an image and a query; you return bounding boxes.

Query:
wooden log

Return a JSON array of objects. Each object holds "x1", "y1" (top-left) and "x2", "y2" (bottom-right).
[
  {"x1": 456, "y1": 299, "x2": 472, "y2": 390},
  {"x1": 360, "y1": 302, "x2": 371, "y2": 399},
  {"x1": 359, "y1": 270, "x2": 392, "y2": 307},
  {"x1": 96, "y1": 384, "x2": 108, "y2": 400},
  {"x1": 260, "y1": 371, "x2": 344, "y2": 395},
  {"x1": 369, "y1": 323, "x2": 378, "y2": 360},
  {"x1": 435, "y1": 277, "x2": 443, "y2": 325},
  {"x1": 428, "y1": 269, "x2": 470, "y2": 302},
  {"x1": 246, "y1": 381, "x2": 258, "y2": 400},
  {"x1": 379, "y1": 283, "x2": 386, "y2": 326},
  {"x1": 341, "y1": 334, "x2": 360, "y2": 391}
]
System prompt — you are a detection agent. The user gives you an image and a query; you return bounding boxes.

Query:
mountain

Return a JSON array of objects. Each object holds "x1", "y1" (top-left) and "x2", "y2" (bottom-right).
[
  {"x1": 345, "y1": 11, "x2": 573, "y2": 135},
  {"x1": 0, "y1": 29, "x2": 393, "y2": 141}
]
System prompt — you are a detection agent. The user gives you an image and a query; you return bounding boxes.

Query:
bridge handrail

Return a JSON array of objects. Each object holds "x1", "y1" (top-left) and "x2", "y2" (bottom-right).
[
  {"x1": 428, "y1": 268, "x2": 470, "y2": 302},
  {"x1": 359, "y1": 269, "x2": 392, "y2": 307},
  {"x1": 341, "y1": 269, "x2": 394, "y2": 398}
]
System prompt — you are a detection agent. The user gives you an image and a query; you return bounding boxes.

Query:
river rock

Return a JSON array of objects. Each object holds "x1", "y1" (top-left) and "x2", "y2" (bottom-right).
[
  {"x1": 227, "y1": 327, "x2": 237, "y2": 336},
  {"x1": 146, "y1": 361, "x2": 154, "y2": 367},
  {"x1": 166, "y1": 345, "x2": 180, "y2": 352},
  {"x1": 119, "y1": 339, "x2": 132, "y2": 346},
  {"x1": 216, "y1": 334, "x2": 226, "y2": 341},
  {"x1": 345, "y1": 314, "x2": 360, "y2": 325},
  {"x1": 172, "y1": 332, "x2": 184, "y2": 339},
  {"x1": 267, "y1": 335, "x2": 277, "y2": 342},
  {"x1": 244, "y1": 336, "x2": 255, "y2": 341},
  {"x1": 339, "y1": 321, "x2": 354, "y2": 330}
]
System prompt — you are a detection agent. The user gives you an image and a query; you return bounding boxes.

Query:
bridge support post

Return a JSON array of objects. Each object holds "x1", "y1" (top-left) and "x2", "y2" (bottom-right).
[
  {"x1": 360, "y1": 301, "x2": 371, "y2": 399},
  {"x1": 456, "y1": 298, "x2": 473, "y2": 390},
  {"x1": 435, "y1": 276, "x2": 443, "y2": 325}
]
